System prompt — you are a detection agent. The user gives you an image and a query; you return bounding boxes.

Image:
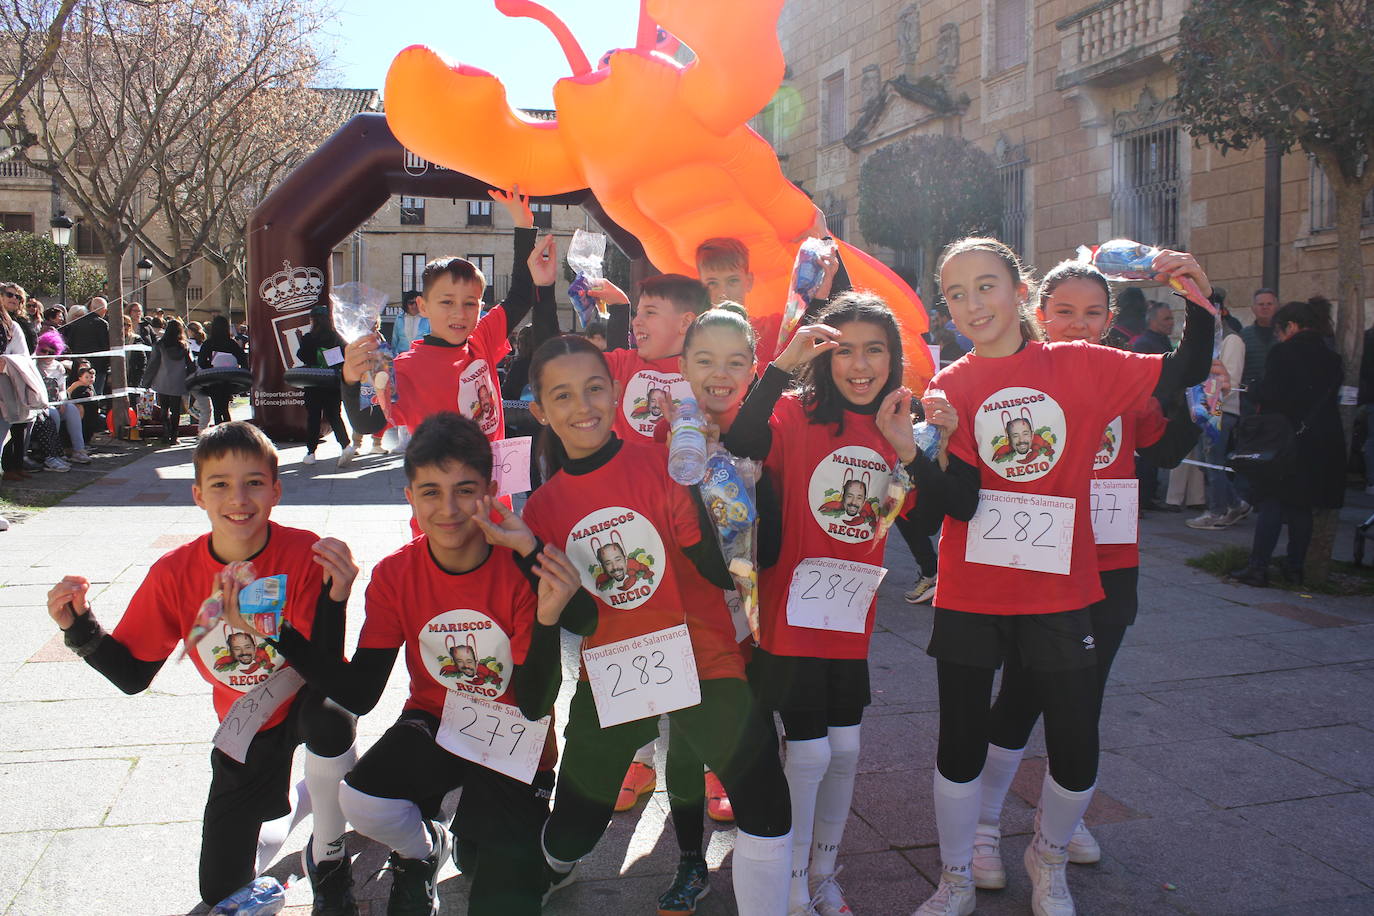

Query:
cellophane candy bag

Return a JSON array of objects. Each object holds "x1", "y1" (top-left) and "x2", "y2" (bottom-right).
[
  {"x1": 566, "y1": 229, "x2": 608, "y2": 328},
  {"x1": 1076, "y1": 239, "x2": 1215, "y2": 315},
  {"x1": 181, "y1": 560, "x2": 257, "y2": 660},
  {"x1": 777, "y1": 236, "x2": 838, "y2": 351},
  {"x1": 699, "y1": 448, "x2": 762, "y2": 642},
  {"x1": 874, "y1": 463, "x2": 914, "y2": 545},
  {"x1": 332, "y1": 281, "x2": 396, "y2": 421}
]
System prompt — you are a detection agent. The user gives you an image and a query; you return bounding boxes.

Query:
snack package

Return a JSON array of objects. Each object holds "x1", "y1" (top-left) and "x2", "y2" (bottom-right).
[
  {"x1": 699, "y1": 448, "x2": 761, "y2": 642},
  {"x1": 1075, "y1": 240, "x2": 1217, "y2": 316},
  {"x1": 874, "y1": 463, "x2": 914, "y2": 545},
  {"x1": 1186, "y1": 375, "x2": 1225, "y2": 446},
  {"x1": 566, "y1": 229, "x2": 608, "y2": 328},
  {"x1": 181, "y1": 560, "x2": 257, "y2": 660},
  {"x1": 331, "y1": 281, "x2": 397, "y2": 420},
  {"x1": 777, "y1": 236, "x2": 838, "y2": 350}
]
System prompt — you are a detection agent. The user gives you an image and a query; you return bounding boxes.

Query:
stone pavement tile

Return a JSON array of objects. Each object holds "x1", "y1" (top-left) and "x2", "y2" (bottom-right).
[
  {"x1": 1097, "y1": 691, "x2": 1227, "y2": 749},
  {"x1": 865, "y1": 631, "x2": 939, "y2": 711},
  {"x1": 0, "y1": 757, "x2": 132, "y2": 832},
  {"x1": 0, "y1": 583, "x2": 59, "y2": 607},
  {"x1": 1091, "y1": 811, "x2": 1369, "y2": 915},
  {"x1": 542, "y1": 870, "x2": 738, "y2": 915},
  {"x1": 1246, "y1": 895, "x2": 1374, "y2": 916},
  {"x1": 852, "y1": 768, "x2": 936, "y2": 849},
  {"x1": 1095, "y1": 750, "x2": 1213, "y2": 817},
  {"x1": 1114, "y1": 736, "x2": 1346, "y2": 808},
  {"x1": 9, "y1": 822, "x2": 207, "y2": 915},
  {"x1": 853, "y1": 711, "x2": 935, "y2": 773},
  {"x1": 1249, "y1": 724, "x2": 1374, "y2": 788},
  {"x1": 1234, "y1": 791, "x2": 1374, "y2": 887},
  {"x1": 816, "y1": 849, "x2": 933, "y2": 915},
  {"x1": 1247, "y1": 624, "x2": 1374, "y2": 665},
  {"x1": 1124, "y1": 602, "x2": 1309, "y2": 648},
  {"x1": 0, "y1": 830, "x2": 51, "y2": 913},
  {"x1": 1107, "y1": 635, "x2": 1311, "y2": 686},
  {"x1": 0, "y1": 742, "x2": 205, "y2": 765},
  {"x1": 105, "y1": 752, "x2": 212, "y2": 826},
  {"x1": 0, "y1": 610, "x2": 65, "y2": 663},
  {"x1": 1143, "y1": 666, "x2": 1372, "y2": 734},
  {"x1": 0, "y1": 694, "x2": 218, "y2": 753}
]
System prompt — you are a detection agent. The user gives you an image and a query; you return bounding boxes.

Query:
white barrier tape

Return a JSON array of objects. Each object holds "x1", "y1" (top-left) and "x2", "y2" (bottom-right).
[
  {"x1": 1180, "y1": 457, "x2": 1234, "y2": 473},
  {"x1": 47, "y1": 344, "x2": 153, "y2": 359},
  {"x1": 48, "y1": 387, "x2": 150, "y2": 406}
]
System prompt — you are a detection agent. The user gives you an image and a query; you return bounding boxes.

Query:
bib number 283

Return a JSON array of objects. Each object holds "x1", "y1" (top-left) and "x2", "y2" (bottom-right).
[
  {"x1": 583, "y1": 624, "x2": 700, "y2": 728},
  {"x1": 965, "y1": 490, "x2": 1075, "y2": 576}
]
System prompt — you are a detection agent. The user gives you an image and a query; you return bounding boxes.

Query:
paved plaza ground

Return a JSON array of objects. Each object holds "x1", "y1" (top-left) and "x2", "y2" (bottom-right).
[{"x1": 0, "y1": 438, "x2": 1371, "y2": 915}]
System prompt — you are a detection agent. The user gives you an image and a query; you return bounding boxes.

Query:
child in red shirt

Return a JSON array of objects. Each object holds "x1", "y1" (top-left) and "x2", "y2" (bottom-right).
[
  {"x1": 721, "y1": 292, "x2": 955, "y2": 916},
  {"x1": 520, "y1": 335, "x2": 793, "y2": 915},
  {"x1": 911, "y1": 237, "x2": 1213, "y2": 916},
  {"x1": 273, "y1": 412, "x2": 586, "y2": 915},
  {"x1": 45, "y1": 422, "x2": 360, "y2": 914},
  {"x1": 971, "y1": 257, "x2": 1210, "y2": 890}
]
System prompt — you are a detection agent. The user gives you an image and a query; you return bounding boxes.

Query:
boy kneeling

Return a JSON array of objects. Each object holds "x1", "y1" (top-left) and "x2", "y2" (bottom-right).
[
  {"x1": 48, "y1": 421, "x2": 360, "y2": 915},
  {"x1": 274, "y1": 412, "x2": 589, "y2": 915}
]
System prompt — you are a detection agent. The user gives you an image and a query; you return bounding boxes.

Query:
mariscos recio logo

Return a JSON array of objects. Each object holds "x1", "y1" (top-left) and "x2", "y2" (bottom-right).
[
  {"x1": 566, "y1": 506, "x2": 665, "y2": 610},
  {"x1": 808, "y1": 446, "x2": 891, "y2": 544},
  {"x1": 419, "y1": 609, "x2": 513, "y2": 700},
  {"x1": 974, "y1": 387, "x2": 1066, "y2": 483}
]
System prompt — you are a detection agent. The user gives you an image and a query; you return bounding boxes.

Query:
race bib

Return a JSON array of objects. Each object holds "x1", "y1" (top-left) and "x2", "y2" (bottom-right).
[
  {"x1": 785, "y1": 558, "x2": 887, "y2": 634},
  {"x1": 965, "y1": 490, "x2": 1075, "y2": 576},
  {"x1": 212, "y1": 667, "x2": 305, "y2": 763},
  {"x1": 492, "y1": 436, "x2": 532, "y2": 498},
  {"x1": 583, "y1": 625, "x2": 700, "y2": 728},
  {"x1": 1090, "y1": 479, "x2": 1138, "y2": 545},
  {"x1": 436, "y1": 691, "x2": 550, "y2": 785}
]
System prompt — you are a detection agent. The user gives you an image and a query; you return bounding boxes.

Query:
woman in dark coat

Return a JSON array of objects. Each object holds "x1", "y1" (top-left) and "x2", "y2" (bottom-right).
[
  {"x1": 1232, "y1": 297, "x2": 1346, "y2": 586},
  {"x1": 295, "y1": 304, "x2": 352, "y2": 466},
  {"x1": 196, "y1": 314, "x2": 248, "y2": 425}
]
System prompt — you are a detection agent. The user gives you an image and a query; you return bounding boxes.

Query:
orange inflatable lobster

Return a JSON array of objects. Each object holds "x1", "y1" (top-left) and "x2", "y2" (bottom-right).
[{"x1": 384, "y1": 0, "x2": 933, "y2": 389}]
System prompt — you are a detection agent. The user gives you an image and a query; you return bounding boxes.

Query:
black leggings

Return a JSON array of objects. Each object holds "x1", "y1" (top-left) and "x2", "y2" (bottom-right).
[
  {"x1": 1, "y1": 421, "x2": 30, "y2": 470},
  {"x1": 894, "y1": 511, "x2": 939, "y2": 578},
  {"x1": 199, "y1": 688, "x2": 356, "y2": 906},
  {"x1": 936, "y1": 661, "x2": 1100, "y2": 792},
  {"x1": 546, "y1": 678, "x2": 790, "y2": 864},
  {"x1": 208, "y1": 384, "x2": 235, "y2": 425},
  {"x1": 157, "y1": 394, "x2": 182, "y2": 440},
  {"x1": 303, "y1": 386, "x2": 348, "y2": 453}
]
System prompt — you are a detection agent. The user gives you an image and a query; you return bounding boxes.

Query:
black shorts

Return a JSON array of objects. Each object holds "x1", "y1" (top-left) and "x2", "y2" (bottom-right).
[
  {"x1": 1090, "y1": 566, "x2": 1139, "y2": 630},
  {"x1": 747, "y1": 648, "x2": 871, "y2": 713},
  {"x1": 926, "y1": 607, "x2": 1097, "y2": 672},
  {"x1": 344, "y1": 710, "x2": 553, "y2": 850},
  {"x1": 204, "y1": 687, "x2": 326, "y2": 829}
]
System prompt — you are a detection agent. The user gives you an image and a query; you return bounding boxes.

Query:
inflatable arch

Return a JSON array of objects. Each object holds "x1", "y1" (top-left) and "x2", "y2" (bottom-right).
[{"x1": 246, "y1": 111, "x2": 648, "y2": 440}]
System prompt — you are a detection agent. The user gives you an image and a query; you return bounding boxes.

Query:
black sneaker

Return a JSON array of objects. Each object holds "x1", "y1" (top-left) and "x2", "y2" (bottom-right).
[
  {"x1": 1228, "y1": 564, "x2": 1269, "y2": 588},
  {"x1": 302, "y1": 838, "x2": 358, "y2": 916},
  {"x1": 385, "y1": 819, "x2": 451, "y2": 916},
  {"x1": 657, "y1": 854, "x2": 710, "y2": 914}
]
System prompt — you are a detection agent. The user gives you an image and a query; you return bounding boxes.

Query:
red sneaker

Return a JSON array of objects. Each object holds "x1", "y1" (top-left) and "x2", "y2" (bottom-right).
[
  {"x1": 615, "y1": 761, "x2": 656, "y2": 812},
  {"x1": 704, "y1": 770, "x2": 734, "y2": 823}
]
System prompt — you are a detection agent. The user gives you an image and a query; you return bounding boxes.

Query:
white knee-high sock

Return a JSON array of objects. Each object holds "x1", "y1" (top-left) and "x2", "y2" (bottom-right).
[
  {"x1": 811, "y1": 725, "x2": 860, "y2": 880},
  {"x1": 632, "y1": 738, "x2": 657, "y2": 767},
  {"x1": 1037, "y1": 773, "x2": 1095, "y2": 853},
  {"x1": 978, "y1": 742, "x2": 1026, "y2": 828},
  {"x1": 338, "y1": 782, "x2": 432, "y2": 860},
  {"x1": 305, "y1": 746, "x2": 357, "y2": 861},
  {"x1": 255, "y1": 778, "x2": 312, "y2": 873},
  {"x1": 541, "y1": 821, "x2": 579, "y2": 875},
  {"x1": 732, "y1": 830, "x2": 792, "y2": 916},
  {"x1": 932, "y1": 771, "x2": 982, "y2": 875},
  {"x1": 783, "y1": 737, "x2": 831, "y2": 907}
]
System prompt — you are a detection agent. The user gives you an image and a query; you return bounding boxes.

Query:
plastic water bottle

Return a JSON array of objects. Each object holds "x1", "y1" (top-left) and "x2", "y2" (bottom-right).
[
  {"x1": 669, "y1": 397, "x2": 709, "y2": 484},
  {"x1": 912, "y1": 421, "x2": 941, "y2": 461},
  {"x1": 210, "y1": 876, "x2": 285, "y2": 916}
]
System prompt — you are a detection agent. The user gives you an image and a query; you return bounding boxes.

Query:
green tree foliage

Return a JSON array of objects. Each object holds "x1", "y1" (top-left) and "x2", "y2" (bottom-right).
[
  {"x1": 0, "y1": 230, "x2": 104, "y2": 304},
  {"x1": 858, "y1": 134, "x2": 1003, "y2": 299}
]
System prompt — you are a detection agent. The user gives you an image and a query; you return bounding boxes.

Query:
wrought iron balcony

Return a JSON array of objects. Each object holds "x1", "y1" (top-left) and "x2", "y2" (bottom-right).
[{"x1": 1056, "y1": 0, "x2": 1182, "y2": 89}]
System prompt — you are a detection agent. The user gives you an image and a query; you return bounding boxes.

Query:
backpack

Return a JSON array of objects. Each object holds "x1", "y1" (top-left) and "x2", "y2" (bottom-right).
[{"x1": 1227, "y1": 414, "x2": 1296, "y2": 482}]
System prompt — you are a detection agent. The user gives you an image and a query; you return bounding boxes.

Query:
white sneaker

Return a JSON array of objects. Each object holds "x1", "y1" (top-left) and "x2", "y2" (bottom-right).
[
  {"x1": 1185, "y1": 511, "x2": 1224, "y2": 529},
  {"x1": 812, "y1": 868, "x2": 852, "y2": 916},
  {"x1": 904, "y1": 575, "x2": 937, "y2": 604},
  {"x1": 971, "y1": 822, "x2": 1006, "y2": 889},
  {"x1": 302, "y1": 453, "x2": 316, "y2": 465},
  {"x1": 1024, "y1": 839, "x2": 1075, "y2": 916},
  {"x1": 911, "y1": 870, "x2": 975, "y2": 916},
  {"x1": 364, "y1": 438, "x2": 386, "y2": 455},
  {"x1": 789, "y1": 902, "x2": 820, "y2": 916},
  {"x1": 69, "y1": 450, "x2": 92, "y2": 464},
  {"x1": 1066, "y1": 821, "x2": 1100, "y2": 864},
  {"x1": 44, "y1": 457, "x2": 71, "y2": 472},
  {"x1": 337, "y1": 444, "x2": 357, "y2": 468},
  {"x1": 1219, "y1": 502, "x2": 1251, "y2": 526}
]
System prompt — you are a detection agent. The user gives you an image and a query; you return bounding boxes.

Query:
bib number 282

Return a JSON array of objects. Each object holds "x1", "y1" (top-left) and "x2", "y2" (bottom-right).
[{"x1": 965, "y1": 490, "x2": 1075, "y2": 576}]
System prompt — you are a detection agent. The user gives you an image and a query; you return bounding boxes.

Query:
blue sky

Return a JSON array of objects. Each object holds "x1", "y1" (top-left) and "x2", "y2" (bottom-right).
[{"x1": 323, "y1": 0, "x2": 644, "y2": 109}]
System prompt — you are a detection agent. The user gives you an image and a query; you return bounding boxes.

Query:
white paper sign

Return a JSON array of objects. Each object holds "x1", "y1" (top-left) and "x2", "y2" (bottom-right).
[
  {"x1": 212, "y1": 667, "x2": 305, "y2": 763},
  {"x1": 965, "y1": 490, "x2": 1075, "y2": 576},
  {"x1": 785, "y1": 557, "x2": 887, "y2": 633},
  {"x1": 1090, "y1": 479, "x2": 1139, "y2": 546},
  {"x1": 436, "y1": 690, "x2": 550, "y2": 784},
  {"x1": 583, "y1": 624, "x2": 700, "y2": 728},
  {"x1": 322, "y1": 346, "x2": 344, "y2": 367},
  {"x1": 492, "y1": 436, "x2": 532, "y2": 498}
]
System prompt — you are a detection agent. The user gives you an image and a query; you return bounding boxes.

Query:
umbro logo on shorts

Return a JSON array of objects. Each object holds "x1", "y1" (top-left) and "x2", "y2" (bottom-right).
[{"x1": 1083, "y1": 635, "x2": 1096, "y2": 649}]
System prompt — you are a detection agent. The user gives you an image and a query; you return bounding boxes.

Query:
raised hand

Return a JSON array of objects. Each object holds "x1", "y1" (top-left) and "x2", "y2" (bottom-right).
[
  {"x1": 528, "y1": 234, "x2": 559, "y2": 287},
  {"x1": 588, "y1": 278, "x2": 630, "y2": 306},
  {"x1": 469, "y1": 495, "x2": 539, "y2": 557},
  {"x1": 341, "y1": 334, "x2": 382, "y2": 385},
  {"x1": 47, "y1": 575, "x2": 91, "y2": 629},
  {"x1": 1151, "y1": 249, "x2": 1213, "y2": 300},
  {"x1": 490, "y1": 185, "x2": 534, "y2": 229},
  {"x1": 774, "y1": 323, "x2": 841, "y2": 374},
  {"x1": 875, "y1": 386, "x2": 918, "y2": 465},
  {"x1": 311, "y1": 537, "x2": 359, "y2": 602},
  {"x1": 532, "y1": 545, "x2": 582, "y2": 626}
]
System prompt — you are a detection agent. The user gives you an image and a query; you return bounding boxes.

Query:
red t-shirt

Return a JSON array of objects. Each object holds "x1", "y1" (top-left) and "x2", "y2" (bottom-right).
[
  {"x1": 605, "y1": 349, "x2": 691, "y2": 443},
  {"x1": 750, "y1": 312, "x2": 782, "y2": 371},
  {"x1": 758, "y1": 395, "x2": 909, "y2": 659},
  {"x1": 522, "y1": 441, "x2": 743, "y2": 682},
  {"x1": 1093, "y1": 401, "x2": 1167, "y2": 571},
  {"x1": 391, "y1": 307, "x2": 510, "y2": 440},
  {"x1": 114, "y1": 523, "x2": 323, "y2": 730},
  {"x1": 932, "y1": 341, "x2": 1162, "y2": 614}
]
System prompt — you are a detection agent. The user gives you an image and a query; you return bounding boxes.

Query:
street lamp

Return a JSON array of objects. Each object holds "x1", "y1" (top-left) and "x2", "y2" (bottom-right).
[
  {"x1": 136, "y1": 256, "x2": 153, "y2": 302},
  {"x1": 49, "y1": 212, "x2": 73, "y2": 307}
]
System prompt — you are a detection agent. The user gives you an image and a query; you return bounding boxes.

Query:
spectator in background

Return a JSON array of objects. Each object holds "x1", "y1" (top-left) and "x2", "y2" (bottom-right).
[
  {"x1": 33, "y1": 331, "x2": 89, "y2": 465},
  {"x1": 1213, "y1": 287, "x2": 1243, "y2": 336},
  {"x1": 1111, "y1": 286, "x2": 1149, "y2": 347},
  {"x1": 500, "y1": 324, "x2": 536, "y2": 400},
  {"x1": 2, "y1": 283, "x2": 36, "y2": 351},
  {"x1": 582, "y1": 317, "x2": 608, "y2": 351},
  {"x1": 184, "y1": 321, "x2": 212, "y2": 431},
  {"x1": 1231, "y1": 298, "x2": 1346, "y2": 587},
  {"x1": 1241, "y1": 288, "x2": 1279, "y2": 414},
  {"x1": 296, "y1": 304, "x2": 353, "y2": 467},
  {"x1": 64, "y1": 297, "x2": 111, "y2": 394},
  {"x1": 1133, "y1": 300, "x2": 1175, "y2": 354},
  {"x1": 1, "y1": 299, "x2": 42, "y2": 481},
  {"x1": 40, "y1": 306, "x2": 65, "y2": 336},
  {"x1": 1187, "y1": 325, "x2": 1248, "y2": 529},
  {"x1": 140, "y1": 318, "x2": 194, "y2": 444},
  {"x1": 196, "y1": 315, "x2": 247, "y2": 426},
  {"x1": 234, "y1": 323, "x2": 250, "y2": 352},
  {"x1": 24, "y1": 297, "x2": 42, "y2": 325},
  {"x1": 388, "y1": 291, "x2": 429, "y2": 355}
]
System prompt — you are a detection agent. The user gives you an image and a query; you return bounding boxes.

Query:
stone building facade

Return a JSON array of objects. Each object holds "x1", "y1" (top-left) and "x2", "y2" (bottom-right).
[{"x1": 762, "y1": 0, "x2": 1374, "y2": 322}]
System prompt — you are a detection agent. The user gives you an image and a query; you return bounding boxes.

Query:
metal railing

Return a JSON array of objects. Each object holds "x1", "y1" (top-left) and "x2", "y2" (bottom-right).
[{"x1": 1112, "y1": 120, "x2": 1181, "y2": 249}]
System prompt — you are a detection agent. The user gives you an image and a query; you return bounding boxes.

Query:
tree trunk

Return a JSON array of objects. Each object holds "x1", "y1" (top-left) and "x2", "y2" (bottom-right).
[
  {"x1": 168, "y1": 269, "x2": 191, "y2": 323},
  {"x1": 103, "y1": 243, "x2": 130, "y2": 434},
  {"x1": 1306, "y1": 508, "x2": 1340, "y2": 586},
  {"x1": 215, "y1": 259, "x2": 234, "y2": 316}
]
